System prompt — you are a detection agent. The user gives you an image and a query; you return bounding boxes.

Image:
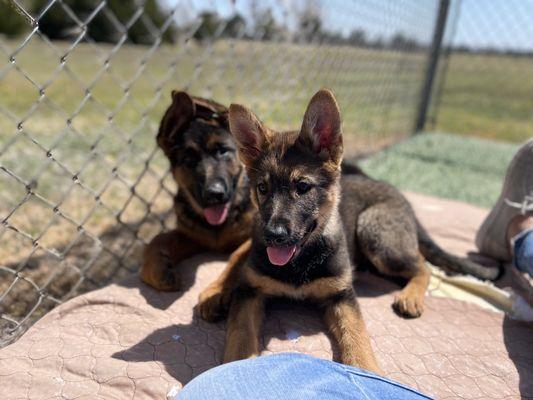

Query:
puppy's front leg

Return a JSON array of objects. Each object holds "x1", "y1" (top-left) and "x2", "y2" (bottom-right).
[
  {"x1": 323, "y1": 291, "x2": 382, "y2": 374},
  {"x1": 198, "y1": 239, "x2": 252, "y2": 322},
  {"x1": 223, "y1": 288, "x2": 264, "y2": 363},
  {"x1": 140, "y1": 230, "x2": 203, "y2": 291}
]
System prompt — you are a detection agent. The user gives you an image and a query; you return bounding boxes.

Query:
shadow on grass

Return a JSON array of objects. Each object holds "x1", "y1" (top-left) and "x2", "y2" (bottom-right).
[{"x1": 0, "y1": 209, "x2": 174, "y2": 345}]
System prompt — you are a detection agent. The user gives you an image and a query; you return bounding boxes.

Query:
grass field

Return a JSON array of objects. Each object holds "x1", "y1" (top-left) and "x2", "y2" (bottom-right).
[
  {"x1": 431, "y1": 52, "x2": 533, "y2": 143},
  {"x1": 0, "y1": 38, "x2": 426, "y2": 206},
  {"x1": 361, "y1": 132, "x2": 519, "y2": 208}
]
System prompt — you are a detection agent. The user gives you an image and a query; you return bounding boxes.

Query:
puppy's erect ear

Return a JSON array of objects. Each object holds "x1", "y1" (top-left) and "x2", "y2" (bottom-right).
[
  {"x1": 299, "y1": 89, "x2": 343, "y2": 165},
  {"x1": 229, "y1": 104, "x2": 269, "y2": 167},
  {"x1": 157, "y1": 91, "x2": 196, "y2": 155}
]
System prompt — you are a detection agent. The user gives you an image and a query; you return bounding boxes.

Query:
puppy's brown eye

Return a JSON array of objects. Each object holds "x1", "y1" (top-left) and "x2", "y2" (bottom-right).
[
  {"x1": 296, "y1": 181, "x2": 312, "y2": 195},
  {"x1": 257, "y1": 182, "x2": 268, "y2": 195}
]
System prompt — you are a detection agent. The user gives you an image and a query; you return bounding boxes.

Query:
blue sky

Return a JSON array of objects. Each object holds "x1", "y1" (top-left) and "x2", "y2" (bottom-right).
[
  {"x1": 164, "y1": 0, "x2": 533, "y2": 51},
  {"x1": 449, "y1": 0, "x2": 533, "y2": 51}
]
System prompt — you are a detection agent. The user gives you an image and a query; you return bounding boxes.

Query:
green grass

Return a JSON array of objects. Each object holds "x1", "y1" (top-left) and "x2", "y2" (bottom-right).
[
  {"x1": 0, "y1": 38, "x2": 425, "y2": 205},
  {"x1": 362, "y1": 132, "x2": 520, "y2": 208},
  {"x1": 0, "y1": 38, "x2": 429, "y2": 337},
  {"x1": 0, "y1": 37, "x2": 430, "y2": 263},
  {"x1": 0, "y1": 37, "x2": 528, "y2": 230},
  {"x1": 0, "y1": 38, "x2": 423, "y2": 134},
  {"x1": 431, "y1": 53, "x2": 533, "y2": 143},
  {"x1": 1, "y1": 38, "x2": 530, "y2": 205}
]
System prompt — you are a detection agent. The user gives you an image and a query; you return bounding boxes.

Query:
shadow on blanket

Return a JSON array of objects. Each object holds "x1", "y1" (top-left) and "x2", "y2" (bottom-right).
[
  {"x1": 110, "y1": 300, "x2": 336, "y2": 385},
  {"x1": 118, "y1": 254, "x2": 231, "y2": 310},
  {"x1": 111, "y1": 262, "x2": 533, "y2": 397},
  {"x1": 503, "y1": 316, "x2": 533, "y2": 397}
]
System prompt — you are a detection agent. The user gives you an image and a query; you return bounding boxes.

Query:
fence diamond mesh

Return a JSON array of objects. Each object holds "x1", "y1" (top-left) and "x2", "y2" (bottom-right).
[
  {"x1": 428, "y1": 0, "x2": 533, "y2": 142},
  {"x1": 0, "y1": 0, "x2": 440, "y2": 346}
]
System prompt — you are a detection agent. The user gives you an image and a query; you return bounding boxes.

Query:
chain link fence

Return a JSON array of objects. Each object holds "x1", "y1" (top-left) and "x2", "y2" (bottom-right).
[
  {"x1": 428, "y1": 0, "x2": 533, "y2": 143},
  {"x1": 0, "y1": 0, "x2": 441, "y2": 346}
]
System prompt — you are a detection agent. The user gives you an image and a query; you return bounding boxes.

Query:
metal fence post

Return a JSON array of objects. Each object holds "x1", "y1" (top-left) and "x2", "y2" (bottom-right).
[{"x1": 415, "y1": 0, "x2": 450, "y2": 133}]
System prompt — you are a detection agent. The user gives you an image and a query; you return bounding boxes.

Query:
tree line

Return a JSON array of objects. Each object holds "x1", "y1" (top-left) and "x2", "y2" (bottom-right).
[
  {"x1": 192, "y1": 9, "x2": 425, "y2": 51},
  {"x1": 0, "y1": 0, "x2": 425, "y2": 51},
  {"x1": 1, "y1": 0, "x2": 175, "y2": 44}
]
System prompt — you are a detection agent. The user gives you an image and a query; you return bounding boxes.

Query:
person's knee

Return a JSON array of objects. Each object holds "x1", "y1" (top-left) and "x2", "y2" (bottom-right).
[
  {"x1": 175, "y1": 354, "x2": 352, "y2": 399},
  {"x1": 175, "y1": 353, "x2": 433, "y2": 400}
]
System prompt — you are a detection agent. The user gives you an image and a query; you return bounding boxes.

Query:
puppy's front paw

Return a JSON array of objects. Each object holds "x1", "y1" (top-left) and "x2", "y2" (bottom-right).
[
  {"x1": 393, "y1": 290, "x2": 424, "y2": 318},
  {"x1": 197, "y1": 284, "x2": 230, "y2": 322},
  {"x1": 159, "y1": 265, "x2": 182, "y2": 291},
  {"x1": 140, "y1": 258, "x2": 182, "y2": 292}
]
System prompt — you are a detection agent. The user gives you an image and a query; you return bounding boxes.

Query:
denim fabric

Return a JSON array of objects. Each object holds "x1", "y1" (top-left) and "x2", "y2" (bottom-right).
[
  {"x1": 514, "y1": 228, "x2": 533, "y2": 276},
  {"x1": 176, "y1": 353, "x2": 433, "y2": 400}
]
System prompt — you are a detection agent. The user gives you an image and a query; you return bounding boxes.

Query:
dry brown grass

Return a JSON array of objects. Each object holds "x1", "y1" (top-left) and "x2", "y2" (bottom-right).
[{"x1": 0, "y1": 37, "x2": 424, "y2": 344}]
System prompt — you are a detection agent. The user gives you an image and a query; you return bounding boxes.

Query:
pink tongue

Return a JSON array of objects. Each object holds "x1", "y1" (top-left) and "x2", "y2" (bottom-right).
[
  {"x1": 204, "y1": 203, "x2": 230, "y2": 225},
  {"x1": 266, "y1": 245, "x2": 297, "y2": 266}
]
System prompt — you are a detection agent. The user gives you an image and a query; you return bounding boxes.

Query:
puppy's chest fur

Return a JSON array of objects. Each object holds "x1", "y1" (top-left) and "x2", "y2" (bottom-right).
[{"x1": 246, "y1": 234, "x2": 352, "y2": 300}]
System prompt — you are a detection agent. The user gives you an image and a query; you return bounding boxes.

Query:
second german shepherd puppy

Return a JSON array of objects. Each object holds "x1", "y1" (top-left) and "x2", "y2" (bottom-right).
[{"x1": 140, "y1": 91, "x2": 255, "y2": 291}]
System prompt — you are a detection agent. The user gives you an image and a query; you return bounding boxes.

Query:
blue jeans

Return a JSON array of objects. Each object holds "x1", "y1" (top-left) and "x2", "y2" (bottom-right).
[
  {"x1": 514, "y1": 228, "x2": 533, "y2": 276},
  {"x1": 176, "y1": 353, "x2": 432, "y2": 400}
]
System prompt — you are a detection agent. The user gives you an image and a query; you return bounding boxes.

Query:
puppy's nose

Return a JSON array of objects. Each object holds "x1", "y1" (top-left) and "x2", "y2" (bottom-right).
[
  {"x1": 264, "y1": 223, "x2": 290, "y2": 246},
  {"x1": 205, "y1": 180, "x2": 227, "y2": 204}
]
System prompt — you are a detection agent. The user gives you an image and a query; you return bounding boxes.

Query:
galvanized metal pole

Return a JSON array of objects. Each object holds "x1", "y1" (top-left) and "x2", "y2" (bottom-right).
[{"x1": 415, "y1": 0, "x2": 450, "y2": 133}]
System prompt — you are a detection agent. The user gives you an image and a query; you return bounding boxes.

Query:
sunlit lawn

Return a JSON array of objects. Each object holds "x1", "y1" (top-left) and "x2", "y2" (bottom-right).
[{"x1": 431, "y1": 52, "x2": 533, "y2": 143}]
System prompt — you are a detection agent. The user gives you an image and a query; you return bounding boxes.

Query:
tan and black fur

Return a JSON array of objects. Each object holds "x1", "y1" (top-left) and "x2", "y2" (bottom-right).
[
  {"x1": 201, "y1": 89, "x2": 381, "y2": 372},
  {"x1": 197, "y1": 89, "x2": 500, "y2": 370},
  {"x1": 141, "y1": 91, "x2": 367, "y2": 292},
  {"x1": 140, "y1": 91, "x2": 255, "y2": 291}
]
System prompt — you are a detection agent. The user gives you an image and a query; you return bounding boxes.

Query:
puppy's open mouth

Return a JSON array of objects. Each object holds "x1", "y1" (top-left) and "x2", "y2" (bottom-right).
[
  {"x1": 266, "y1": 221, "x2": 317, "y2": 267},
  {"x1": 266, "y1": 245, "x2": 297, "y2": 266},
  {"x1": 203, "y1": 203, "x2": 230, "y2": 225}
]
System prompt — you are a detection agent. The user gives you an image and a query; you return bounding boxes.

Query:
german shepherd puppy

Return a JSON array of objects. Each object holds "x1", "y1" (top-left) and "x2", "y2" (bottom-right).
[
  {"x1": 141, "y1": 91, "x2": 373, "y2": 292},
  {"x1": 197, "y1": 89, "x2": 501, "y2": 370},
  {"x1": 140, "y1": 91, "x2": 255, "y2": 291}
]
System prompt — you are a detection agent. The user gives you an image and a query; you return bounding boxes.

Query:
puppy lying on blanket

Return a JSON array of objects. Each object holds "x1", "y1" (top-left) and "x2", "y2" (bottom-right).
[
  {"x1": 197, "y1": 89, "x2": 501, "y2": 368},
  {"x1": 143, "y1": 90, "x2": 498, "y2": 295},
  {"x1": 140, "y1": 91, "x2": 255, "y2": 291}
]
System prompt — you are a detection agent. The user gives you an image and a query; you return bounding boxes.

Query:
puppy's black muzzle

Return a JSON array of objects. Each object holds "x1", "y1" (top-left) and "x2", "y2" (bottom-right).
[
  {"x1": 264, "y1": 219, "x2": 318, "y2": 248},
  {"x1": 264, "y1": 220, "x2": 292, "y2": 246},
  {"x1": 203, "y1": 179, "x2": 231, "y2": 206}
]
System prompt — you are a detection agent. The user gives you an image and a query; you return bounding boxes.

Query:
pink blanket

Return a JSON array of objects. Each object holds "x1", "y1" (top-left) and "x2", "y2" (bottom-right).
[{"x1": 1, "y1": 192, "x2": 531, "y2": 399}]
